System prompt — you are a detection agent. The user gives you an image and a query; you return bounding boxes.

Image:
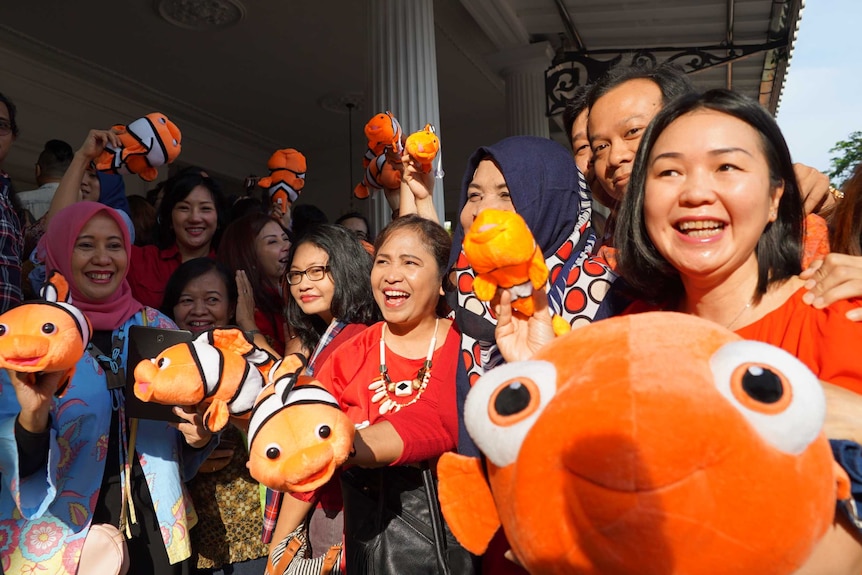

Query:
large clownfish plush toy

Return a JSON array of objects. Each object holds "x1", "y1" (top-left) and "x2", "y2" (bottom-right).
[
  {"x1": 438, "y1": 312, "x2": 850, "y2": 575},
  {"x1": 257, "y1": 148, "x2": 307, "y2": 217},
  {"x1": 133, "y1": 328, "x2": 276, "y2": 432},
  {"x1": 94, "y1": 112, "x2": 182, "y2": 182},
  {"x1": 247, "y1": 356, "x2": 355, "y2": 493},
  {"x1": 0, "y1": 271, "x2": 92, "y2": 397},
  {"x1": 463, "y1": 209, "x2": 570, "y2": 335},
  {"x1": 354, "y1": 111, "x2": 403, "y2": 199}
]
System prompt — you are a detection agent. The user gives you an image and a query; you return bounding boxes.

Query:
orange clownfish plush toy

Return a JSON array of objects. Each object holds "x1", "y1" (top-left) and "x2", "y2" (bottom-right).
[
  {"x1": 95, "y1": 112, "x2": 182, "y2": 182},
  {"x1": 133, "y1": 327, "x2": 275, "y2": 433},
  {"x1": 257, "y1": 148, "x2": 307, "y2": 216},
  {"x1": 404, "y1": 123, "x2": 440, "y2": 173},
  {"x1": 247, "y1": 355, "x2": 355, "y2": 493},
  {"x1": 0, "y1": 271, "x2": 91, "y2": 397},
  {"x1": 437, "y1": 312, "x2": 850, "y2": 575},
  {"x1": 354, "y1": 111, "x2": 403, "y2": 199},
  {"x1": 463, "y1": 209, "x2": 569, "y2": 335}
]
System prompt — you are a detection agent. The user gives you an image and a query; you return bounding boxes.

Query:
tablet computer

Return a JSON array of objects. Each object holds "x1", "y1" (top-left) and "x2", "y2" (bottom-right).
[{"x1": 125, "y1": 325, "x2": 194, "y2": 423}]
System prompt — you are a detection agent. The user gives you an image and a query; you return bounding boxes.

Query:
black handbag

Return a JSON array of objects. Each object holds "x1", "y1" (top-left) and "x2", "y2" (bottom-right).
[{"x1": 340, "y1": 464, "x2": 478, "y2": 575}]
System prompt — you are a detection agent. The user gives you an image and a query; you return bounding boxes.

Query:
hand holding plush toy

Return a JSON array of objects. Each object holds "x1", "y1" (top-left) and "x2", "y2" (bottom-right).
[
  {"x1": 94, "y1": 112, "x2": 182, "y2": 182},
  {"x1": 247, "y1": 356, "x2": 355, "y2": 493},
  {"x1": 133, "y1": 328, "x2": 276, "y2": 432},
  {"x1": 257, "y1": 148, "x2": 307, "y2": 217},
  {"x1": 438, "y1": 312, "x2": 850, "y2": 575},
  {"x1": 0, "y1": 271, "x2": 92, "y2": 397},
  {"x1": 404, "y1": 123, "x2": 440, "y2": 173},
  {"x1": 463, "y1": 209, "x2": 570, "y2": 335}
]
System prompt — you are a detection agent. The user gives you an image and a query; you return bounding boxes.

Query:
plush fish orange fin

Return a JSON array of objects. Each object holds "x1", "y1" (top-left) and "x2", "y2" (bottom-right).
[
  {"x1": 511, "y1": 295, "x2": 535, "y2": 317},
  {"x1": 528, "y1": 246, "x2": 549, "y2": 289},
  {"x1": 353, "y1": 182, "x2": 370, "y2": 199},
  {"x1": 437, "y1": 452, "x2": 501, "y2": 555},
  {"x1": 210, "y1": 328, "x2": 253, "y2": 356},
  {"x1": 203, "y1": 399, "x2": 230, "y2": 433},
  {"x1": 472, "y1": 274, "x2": 497, "y2": 302},
  {"x1": 54, "y1": 367, "x2": 75, "y2": 397}
]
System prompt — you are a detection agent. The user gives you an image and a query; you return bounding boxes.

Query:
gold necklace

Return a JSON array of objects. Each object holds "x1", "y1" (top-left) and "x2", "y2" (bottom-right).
[
  {"x1": 725, "y1": 296, "x2": 755, "y2": 330},
  {"x1": 369, "y1": 318, "x2": 440, "y2": 415}
]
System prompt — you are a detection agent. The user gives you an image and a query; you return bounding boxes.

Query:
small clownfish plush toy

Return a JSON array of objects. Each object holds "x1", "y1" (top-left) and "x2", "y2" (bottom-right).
[
  {"x1": 354, "y1": 111, "x2": 403, "y2": 199},
  {"x1": 257, "y1": 148, "x2": 307, "y2": 217},
  {"x1": 404, "y1": 123, "x2": 440, "y2": 173},
  {"x1": 247, "y1": 356, "x2": 355, "y2": 493},
  {"x1": 94, "y1": 112, "x2": 182, "y2": 182},
  {"x1": 463, "y1": 209, "x2": 570, "y2": 335},
  {"x1": 133, "y1": 328, "x2": 276, "y2": 433},
  {"x1": 437, "y1": 312, "x2": 850, "y2": 575},
  {"x1": 0, "y1": 270, "x2": 92, "y2": 397}
]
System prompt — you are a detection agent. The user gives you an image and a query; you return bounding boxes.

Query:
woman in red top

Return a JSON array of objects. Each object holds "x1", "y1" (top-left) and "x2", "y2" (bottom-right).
[{"x1": 613, "y1": 90, "x2": 862, "y2": 574}]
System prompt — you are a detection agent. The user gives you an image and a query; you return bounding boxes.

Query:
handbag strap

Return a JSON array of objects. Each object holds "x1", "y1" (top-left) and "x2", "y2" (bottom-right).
[{"x1": 422, "y1": 462, "x2": 452, "y2": 575}]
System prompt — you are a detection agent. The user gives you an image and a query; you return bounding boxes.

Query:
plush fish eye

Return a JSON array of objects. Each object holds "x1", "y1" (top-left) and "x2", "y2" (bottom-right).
[
  {"x1": 740, "y1": 365, "x2": 784, "y2": 404},
  {"x1": 464, "y1": 360, "x2": 558, "y2": 468},
  {"x1": 42, "y1": 323, "x2": 56, "y2": 334},
  {"x1": 317, "y1": 424, "x2": 331, "y2": 439},
  {"x1": 265, "y1": 444, "x2": 281, "y2": 460},
  {"x1": 0, "y1": 324, "x2": 6, "y2": 336},
  {"x1": 710, "y1": 341, "x2": 824, "y2": 454},
  {"x1": 493, "y1": 381, "x2": 533, "y2": 417},
  {"x1": 157, "y1": 357, "x2": 171, "y2": 369}
]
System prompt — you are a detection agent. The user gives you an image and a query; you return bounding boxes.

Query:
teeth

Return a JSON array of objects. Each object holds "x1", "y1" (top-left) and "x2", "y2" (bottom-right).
[
  {"x1": 87, "y1": 272, "x2": 112, "y2": 280},
  {"x1": 678, "y1": 221, "x2": 723, "y2": 231},
  {"x1": 385, "y1": 291, "x2": 409, "y2": 297}
]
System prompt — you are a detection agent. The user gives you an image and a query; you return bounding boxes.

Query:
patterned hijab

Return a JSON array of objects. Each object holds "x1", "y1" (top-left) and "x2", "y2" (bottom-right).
[{"x1": 449, "y1": 136, "x2": 615, "y2": 385}]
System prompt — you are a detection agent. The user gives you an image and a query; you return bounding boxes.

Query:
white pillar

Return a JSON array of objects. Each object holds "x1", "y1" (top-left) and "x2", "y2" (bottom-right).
[
  {"x1": 368, "y1": 0, "x2": 444, "y2": 231},
  {"x1": 489, "y1": 42, "x2": 555, "y2": 138}
]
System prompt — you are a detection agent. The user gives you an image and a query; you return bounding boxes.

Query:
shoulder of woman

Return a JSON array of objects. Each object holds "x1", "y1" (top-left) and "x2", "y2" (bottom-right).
[{"x1": 140, "y1": 307, "x2": 178, "y2": 329}]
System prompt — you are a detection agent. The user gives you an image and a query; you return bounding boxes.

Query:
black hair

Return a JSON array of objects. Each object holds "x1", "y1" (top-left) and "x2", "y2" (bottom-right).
[
  {"x1": 37, "y1": 139, "x2": 74, "y2": 178},
  {"x1": 562, "y1": 84, "x2": 591, "y2": 141},
  {"x1": 160, "y1": 257, "x2": 238, "y2": 321},
  {"x1": 0, "y1": 92, "x2": 19, "y2": 137},
  {"x1": 587, "y1": 61, "x2": 696, "y2": 110},
  {"x1": 285, "y1": 224, "x2": 379, "y2": 352},
  {"x1": 615, "y1": 89, "x2": 803, "y2": 305},
  {"x1": 335, "y1": 211, "x2": 372, "y2": 241},
  {"x1": 291, "y1": 204, "x2": 329, "y2": 241},
  {"x1": 155, "y1": 167, "x2": 227, "y2": 250}
]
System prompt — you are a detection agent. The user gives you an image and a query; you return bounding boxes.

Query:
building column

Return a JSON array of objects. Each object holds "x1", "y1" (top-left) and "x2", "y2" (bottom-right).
[
  {"x1": 367, "y1": 0, "x2": 444, "y2": 231},
  {"x1": 490, "y1": 42, "x2": 555, "y2": 138}
]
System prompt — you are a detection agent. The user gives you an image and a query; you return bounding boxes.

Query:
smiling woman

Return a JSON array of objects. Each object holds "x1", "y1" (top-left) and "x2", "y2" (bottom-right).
[
  {"x1": 0, "y1": 201, "x2": 214, "y2": 575},
  {"x1": 616, "y1": 89, "x2": 862, "y2": 573}
]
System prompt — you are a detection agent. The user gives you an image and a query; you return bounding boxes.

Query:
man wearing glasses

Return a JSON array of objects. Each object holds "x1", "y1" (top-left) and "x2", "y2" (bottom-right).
[{"x1": 0, "y1": 93, "x2": 23, "y2": 313}]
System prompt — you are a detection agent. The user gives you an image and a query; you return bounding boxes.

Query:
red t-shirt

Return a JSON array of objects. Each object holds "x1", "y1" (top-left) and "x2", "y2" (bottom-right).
[
  {"x1": 127, "y1": 244, "x2": 216, "y2": 309},
  {"x1": 735, "y1": 287, "x2": 862, "y2": 394},
  {"x1": 316, "y1": 321, "x2": 460, "y2": 465},
  {"x1": 625, "y1": 287, "x2": 862, "y2": 394}
]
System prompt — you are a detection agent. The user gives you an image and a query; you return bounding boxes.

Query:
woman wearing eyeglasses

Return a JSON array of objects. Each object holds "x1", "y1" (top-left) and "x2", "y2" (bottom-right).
[{"x1": 263, "y1": 224, "x2": 379, "y2": 556}]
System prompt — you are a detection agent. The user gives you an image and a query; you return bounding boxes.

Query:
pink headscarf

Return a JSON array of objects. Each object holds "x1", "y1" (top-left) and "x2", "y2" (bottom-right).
[{"x1": 42, "y1": 202, "x2": 142, "y2": 330}]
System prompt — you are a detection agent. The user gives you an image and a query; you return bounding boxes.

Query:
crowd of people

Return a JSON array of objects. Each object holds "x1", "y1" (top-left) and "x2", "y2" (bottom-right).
[{"x1": 0, "y1": 58, "x2": 861, "y2": 575}]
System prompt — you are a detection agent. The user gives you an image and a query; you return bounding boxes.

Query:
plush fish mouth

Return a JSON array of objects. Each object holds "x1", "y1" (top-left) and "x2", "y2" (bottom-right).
[
  {"x1": 468, "y1": 222, "x2": 505, "y2": 243},
  {"x1": 134, "y1": 381, "x2": 153, "y2": 401},
  {"x1": 5, "y1": 356, "x2": 43, "y2": 367}
]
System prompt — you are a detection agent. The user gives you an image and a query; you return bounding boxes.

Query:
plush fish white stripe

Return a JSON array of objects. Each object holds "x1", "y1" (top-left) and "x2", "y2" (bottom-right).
[
  {"x1": 57, "y1": 302, "x2": 91, "y2": 347},
  {"x1": 230, "y1": 367, "x2": 264, "y2": 415},
  {"x1": 283, "y1": 386, "x2": 339, "y2": 409},
  {"x1": 192, "y1": 340, "x2": 223, "y2": 396},
  {"x1": 248, "y1": 386, "x2": 282, "y2": 446},
  {"x1": 128, "y1": 116, "x2": 168, "y2": 166}
]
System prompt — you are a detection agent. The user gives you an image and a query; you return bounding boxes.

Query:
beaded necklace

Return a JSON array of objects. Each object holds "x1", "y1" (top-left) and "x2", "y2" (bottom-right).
[{"x1": 369, "y1": 318, "x2": 439, "y2": 415}]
